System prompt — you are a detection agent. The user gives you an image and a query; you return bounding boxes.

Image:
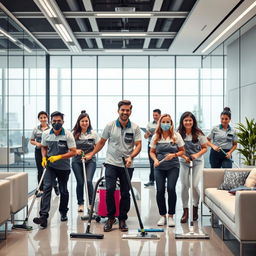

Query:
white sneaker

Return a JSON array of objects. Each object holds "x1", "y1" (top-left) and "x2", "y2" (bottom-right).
[
  {"x1": 157, "y1": 216, "x2": 166, "y2": 226},
  {"x1": 168, "y1": 216, "x2": 175, "y2": 227}
]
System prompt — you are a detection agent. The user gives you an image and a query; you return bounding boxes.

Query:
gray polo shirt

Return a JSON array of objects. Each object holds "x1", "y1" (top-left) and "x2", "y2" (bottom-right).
[
  {"x1": 207, "y1": 124, "x2": 237, "y2": 150},
  {"x1": 30, "y1": 125, "x2": 50, "y2": 150},
  {"x1": 41, "y1": 128, "x2": 76, "y2": 170},
  {"x1": 72, "y1": 129, "x2": 100, "y2": 163},
  {"x1": 146, "y1": 121, "x2": 157, "y2": 142},
  {"x1": 101, "y1": 119, "x2": 141, "y2": 168}
]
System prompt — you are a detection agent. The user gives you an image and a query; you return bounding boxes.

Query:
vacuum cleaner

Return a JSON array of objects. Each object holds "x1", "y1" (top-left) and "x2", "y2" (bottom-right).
[
  {"x1": 12, "y1": 166, "x2": 48, "y2": 231},
  {"x1": 121, "y1": 157, "x2": 160, "y2": 240},
  {"x1": 220, "y1": 148, "x2": 240, "y2": 168},
  {"x1": 70, "y1": 175, "x2": 104, "y2": 239},
  {"x1": 175, "y1": 160, "x2": 209, "y2": 239}
]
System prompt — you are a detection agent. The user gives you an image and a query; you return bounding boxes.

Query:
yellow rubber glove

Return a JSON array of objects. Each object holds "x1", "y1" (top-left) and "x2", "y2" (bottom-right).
[
  {"x1": 48, "y1": 155, "x2": 62, "y2": 163},
  {"x1": 41, "y1": 156, "x2": 47, "y2": 168}
]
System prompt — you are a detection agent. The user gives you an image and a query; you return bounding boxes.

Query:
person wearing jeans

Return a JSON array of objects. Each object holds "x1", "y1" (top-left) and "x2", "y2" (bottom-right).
[
  {"x1": 85, "y1": 100, "x2": 141, "y2": 232},
  {"x1": 72, "y1": 111, "x2": 99, "y2": 213},
  {"x1": 207, "y1": 107, "x2": 237, "y2": 168},
  {"x1": 150, "y1": 114, "x2": 185, "y2": 227},
  {"x1": 177, "y1": 111, "x2": 208, "y2": 223}
]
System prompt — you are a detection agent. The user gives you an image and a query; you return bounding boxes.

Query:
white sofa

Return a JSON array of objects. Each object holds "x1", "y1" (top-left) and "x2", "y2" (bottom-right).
[
  {"x1": 0, "y1": 172, "x2": 28, "y2": 223},
  {"x1": 0, "y1": 179, "x2": 11, "y2": 240},
  {"x1": 202, "y1": 168, "x2": 256, "y2": 256}
]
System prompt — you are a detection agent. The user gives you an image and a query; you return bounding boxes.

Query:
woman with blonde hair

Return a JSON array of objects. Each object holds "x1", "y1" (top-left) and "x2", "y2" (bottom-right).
[{"x1": 150, "y1": 114, "x2": 185, "y2": 227}]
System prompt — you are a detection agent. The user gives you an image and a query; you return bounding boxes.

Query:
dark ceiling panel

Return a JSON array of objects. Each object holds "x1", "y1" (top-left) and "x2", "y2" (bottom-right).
[
  {"x1": 38, "y1": 39, "x2": 68, "y2": 49},
  {"x1": 19, "y1": 18, "x2": 55, "y2": 32},
  {"x1": 0, "y1": 0, "x2": 40, "y2": 12}
]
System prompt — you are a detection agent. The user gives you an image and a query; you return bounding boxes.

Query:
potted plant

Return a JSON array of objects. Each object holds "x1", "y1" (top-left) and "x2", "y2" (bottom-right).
[{"x1": 236, "y1": 118, "x2": 256, "y2": 166}]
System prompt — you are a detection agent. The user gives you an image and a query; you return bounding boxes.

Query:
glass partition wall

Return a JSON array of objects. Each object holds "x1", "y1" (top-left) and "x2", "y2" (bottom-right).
[{"x1": 0, "y1": 10, "x2": 46, "y2": 192}]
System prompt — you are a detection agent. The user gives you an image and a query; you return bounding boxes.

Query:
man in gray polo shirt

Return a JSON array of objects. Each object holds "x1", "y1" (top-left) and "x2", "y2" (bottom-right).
[
  {"x1": 33, "y1": 111, "x2": 76, "y2": 228},
  {"x1": 85, "y1": 100, "x2": 141, "y2": 232}
]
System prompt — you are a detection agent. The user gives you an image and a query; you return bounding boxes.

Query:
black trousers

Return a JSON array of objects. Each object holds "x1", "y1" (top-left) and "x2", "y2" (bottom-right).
[
  {"x1": 105, "y1": 164, "x2": 134, "y2": 220},
  {"x1": 209, "y1": 148, "x2": 232, "y2": 168},
  {"x1": 40, "y1": 166, "x2": 70, "y2": 218},
  {"x1": 148, "y1": 143, "x2": 155, "y2": 182}
]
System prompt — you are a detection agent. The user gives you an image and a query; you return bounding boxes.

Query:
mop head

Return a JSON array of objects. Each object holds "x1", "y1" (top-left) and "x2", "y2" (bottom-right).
[
  {"x1": 70, "y1": 232, "x2": 104, "y2": 239},
  {"x1": 175, "y1": 231, "x2": 209, "y2": 239},
  {"x1": 12, "y1": 224, "x2": 33, "y2": 231},
  {"x1": 138, "y1": 228, "x2": 164, "y2": 232},
  {"x1": 122, "y1": 233, "x2": 160, "y2": 240}
]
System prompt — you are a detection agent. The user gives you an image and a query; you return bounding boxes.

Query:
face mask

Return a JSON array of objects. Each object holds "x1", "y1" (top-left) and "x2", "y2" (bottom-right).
[
  {"x1": 52, "y1": 122, "x2": 62, "y2": 130},
  {"x1": 161, "y1": 123, "x2": 171, "y2": 131}
]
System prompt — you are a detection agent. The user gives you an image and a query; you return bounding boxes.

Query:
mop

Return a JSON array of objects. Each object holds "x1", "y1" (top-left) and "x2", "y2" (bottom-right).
[
  {"x1": 175, "y1": 160, "x2": 209, "y2": 239},
  {"x1": 219, "y1": 148, "x2": 240, "y2": 168},
  {"x1": 70, "y1": 175, "x2": 104, "y2": 239},
  {"x1": 121, "y1": 157, "x2": 160, "y2": 240},
  {"x1": 80, "y1": 157, "x2": 95, "y2": 221},
  {"x1": 12, "y1": 166, "x2": 48, "y2": 231}
]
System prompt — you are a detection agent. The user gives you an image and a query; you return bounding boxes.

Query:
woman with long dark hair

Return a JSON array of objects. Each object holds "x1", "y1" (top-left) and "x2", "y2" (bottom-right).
[
  {"x1": 207, "y1": 107, "x2": 237, "y2": 168},
  {"x1": 177, "y1": 111, "x2": 208, "y2": 223},
  {"x1": 150, "y1": 114, "x2": 185, "y2": 227},
  {"x1": 72, "y1": 110, "x2": 99, "y2": 212}
]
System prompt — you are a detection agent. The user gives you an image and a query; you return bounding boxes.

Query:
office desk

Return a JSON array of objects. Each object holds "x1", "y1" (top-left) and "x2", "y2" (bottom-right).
[{"x1": 0, "y1": 145, "x2": 22, "y2": 165}]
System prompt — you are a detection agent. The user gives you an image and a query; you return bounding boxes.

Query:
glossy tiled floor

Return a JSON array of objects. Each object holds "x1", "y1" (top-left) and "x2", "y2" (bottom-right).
[{"x1": 0, "y1": 168, "x2": 256, "y2": 256}]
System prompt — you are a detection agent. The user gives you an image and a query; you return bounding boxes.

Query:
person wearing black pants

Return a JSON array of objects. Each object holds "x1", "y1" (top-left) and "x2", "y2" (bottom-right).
[
  {"x1": 85, "y1": 100, "x2": 142, "y2": 232},
  {"x1": 30, "y1": 111, "x2": 59, "y2": 197},
  {"x1": 207, "y1": 107, "x2": 237, "y2": 168},
  {"x1": 72, "y1": 110, "x2": 99, "y2": 212},
  {"x1": 33, "y1": 111, "x2": 76, "y2": 228},
  {"x1": 150, "y1": 114, "x2": 185, "y2": 227},
  {"x1": 144, "y1": 109, "x2": 161, "y2": 187}
]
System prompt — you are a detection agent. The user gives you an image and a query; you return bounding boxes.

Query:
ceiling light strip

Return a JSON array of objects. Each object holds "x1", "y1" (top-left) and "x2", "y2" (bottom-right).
[
  {"x1": 95, "y1": 13, "x2": 152, "y2": 17},
  {"x1": 55, "y1": 24, "x2": 73, "y2": 42},
  {"x1": 202, "y1": 1, "x2": 256, "y2": 53},
  {"x1": 0, "y1": 28, "x2": 17, "y2": 42},
  {"x1": 101, "y1": 33, "x2": 147, "y2": 37},
  {"x1": 38, "y1": 0, "x2": 57, "y2": 18}
]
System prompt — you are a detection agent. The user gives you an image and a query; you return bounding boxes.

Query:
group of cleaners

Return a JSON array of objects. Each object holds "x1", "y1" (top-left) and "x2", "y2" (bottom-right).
[{"x1": 30, "y1": 100, "x2": 237, "y2": 231}]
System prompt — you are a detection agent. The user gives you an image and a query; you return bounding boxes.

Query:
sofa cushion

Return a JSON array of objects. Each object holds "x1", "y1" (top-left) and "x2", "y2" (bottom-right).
[
  {"x1": 229, "y1": 186, "x2": 256, "y2": 194},
  {"x1": 218, "y1": 170, "x2": 249, "y2": 190},
  {"x1": 245, "y1": 168, "x2": 256, "y2": 188},
  {"x1": 205, "y1": 188, "x2": 236, "y2": 221}
]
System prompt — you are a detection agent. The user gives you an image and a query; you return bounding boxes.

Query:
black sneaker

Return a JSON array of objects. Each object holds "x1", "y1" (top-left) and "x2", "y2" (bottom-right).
[
  {"x1": 61, "y1": 214, "x2": 68, "y2": 222},
  {"x1": 54, "y1": 186, "x2": 60, "y2": 196},
  {"x1": 33, "y1": 216, "x2": 47, "y2": 228},
  {"x1": 103, "y1": 218, "x2": 116, "y2": 232},
  {"x1": 144, "y1": 181, "x2": 154, "y2": 187}
]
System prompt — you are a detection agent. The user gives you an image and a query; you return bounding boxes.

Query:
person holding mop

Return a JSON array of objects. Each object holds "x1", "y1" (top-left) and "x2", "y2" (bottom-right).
[
  {"x1": 84, "y1": 100, "x2": 141, "y2": 232},
  {"x1": 72, "y1": 110, "x2": 99, "y2": 213},
  {"x1": 150, "y1": 114, "x2": 185, "y2": 227},
  {"x1": 177, "y1": 112, "x2": 208, "y2": 223}
]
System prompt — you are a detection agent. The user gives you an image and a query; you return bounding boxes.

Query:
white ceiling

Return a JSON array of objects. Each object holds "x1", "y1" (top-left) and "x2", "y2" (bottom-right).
[{"x1": 169, "y1": 0, "x2": 256, "y2": 55}]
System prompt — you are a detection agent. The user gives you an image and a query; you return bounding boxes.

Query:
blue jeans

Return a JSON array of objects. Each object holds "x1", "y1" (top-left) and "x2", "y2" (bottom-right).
[
  {"x1": 72, "y1": 160, "x2": 96, "y2": 205},
  {"x1": 154, "y1": 167, "x2": 179, "y2": 215},
  {"x1": 209, "y1": 149, "x2": 232, "y2": 168}
]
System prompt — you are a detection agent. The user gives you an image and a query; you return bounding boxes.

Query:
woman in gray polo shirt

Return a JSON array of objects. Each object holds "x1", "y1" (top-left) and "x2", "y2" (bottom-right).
[
  {"x1": 177, "y1": 112, "x2": 208, "y2": 223},
  {"x1": 72, "y1": 111, "x2": 99, "y2": 213},
  {"x1": 150, "y1": 114, "x2": 185, "y2": 227},
  {"x1": 30, "y1": 111, "x2": 50, "y2": 197},
  {"x1": 207, "y1": 107, "x2": 237, "y2": 168}
]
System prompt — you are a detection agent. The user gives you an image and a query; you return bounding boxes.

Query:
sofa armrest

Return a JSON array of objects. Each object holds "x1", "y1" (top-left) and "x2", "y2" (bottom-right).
[
  {"x1": 0, "y1": 172, "x2": 28, "y2": 213},
  {"x1": 235, "y1": 191, "x2": 256, "y2": 240},
  {"x1": 0, "y1": 180, "x2": 11, "y2": 225}
]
